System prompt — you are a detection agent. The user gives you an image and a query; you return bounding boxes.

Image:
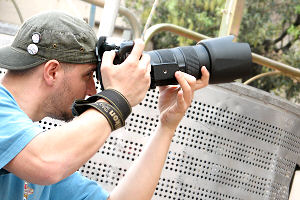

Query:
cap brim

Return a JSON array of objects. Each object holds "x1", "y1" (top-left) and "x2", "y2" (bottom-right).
[{"x1": 0, "y1": 45, "x2": 47, "y2": 70}]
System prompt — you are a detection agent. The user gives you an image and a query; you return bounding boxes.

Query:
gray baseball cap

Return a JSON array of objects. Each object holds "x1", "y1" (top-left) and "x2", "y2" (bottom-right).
[{"x1": 0, "y1": 11, "x2": 98, "y2": 70}]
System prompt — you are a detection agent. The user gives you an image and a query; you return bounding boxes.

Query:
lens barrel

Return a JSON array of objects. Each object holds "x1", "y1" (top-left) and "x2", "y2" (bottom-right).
[{"x1": 147, "y1": 35, "x2": 252, "y2": 88}]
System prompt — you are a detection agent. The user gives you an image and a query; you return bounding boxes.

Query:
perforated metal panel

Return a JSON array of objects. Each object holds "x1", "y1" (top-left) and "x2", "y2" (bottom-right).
[
  {"x1": 77, "y1": 81, "x2": 299, "y2": 200},
  {"x1": 68, "y1": 80, "x2": 299, "y2": 200},
  {"x1": 1, "y1": 64, "x2": 299, "y2": 199}
]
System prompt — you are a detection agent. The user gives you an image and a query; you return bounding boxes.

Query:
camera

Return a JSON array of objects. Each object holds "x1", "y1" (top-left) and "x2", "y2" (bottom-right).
[{"x1": 95, "y1": 35, "x2": 252, "y2": 89}]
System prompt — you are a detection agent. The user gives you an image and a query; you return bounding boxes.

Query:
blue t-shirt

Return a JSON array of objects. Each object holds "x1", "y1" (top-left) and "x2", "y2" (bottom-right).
[{"x1": 0, "y1": 83, "x2": 109, "y2": 200}]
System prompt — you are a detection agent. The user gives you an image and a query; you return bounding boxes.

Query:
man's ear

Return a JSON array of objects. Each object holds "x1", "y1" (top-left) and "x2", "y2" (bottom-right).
[{"x1": 43, "y1": 60, "x2": 62, "y2": 86}]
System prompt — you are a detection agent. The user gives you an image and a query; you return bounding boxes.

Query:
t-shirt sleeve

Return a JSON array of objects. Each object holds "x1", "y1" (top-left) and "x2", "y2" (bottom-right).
[
  {"x1": 0, "y1": 91, "x2": 42, "y2": 169},
  {"x1": 50, "y1": 171, "x2": 110, "y2": 200}
]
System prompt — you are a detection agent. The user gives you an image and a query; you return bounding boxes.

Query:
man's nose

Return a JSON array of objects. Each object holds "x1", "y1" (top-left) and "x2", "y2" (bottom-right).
[{"x1": 86, "y1": 77, "x2": 97, "y2": 96}]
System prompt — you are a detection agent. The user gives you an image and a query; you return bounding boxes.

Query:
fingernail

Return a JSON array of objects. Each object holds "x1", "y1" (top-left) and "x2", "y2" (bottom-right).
[{"x1": 176, "y1": 71, "x2": 182, "y2": 77}]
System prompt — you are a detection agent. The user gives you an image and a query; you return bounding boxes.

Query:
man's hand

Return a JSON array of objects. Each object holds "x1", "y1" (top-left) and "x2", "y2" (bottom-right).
[
  {"x1": 100, "y1": 39, "x2": 151, "y2": 107},
  {"x1": 158, "y1": 66, "x2": 209, "y2": 132}
]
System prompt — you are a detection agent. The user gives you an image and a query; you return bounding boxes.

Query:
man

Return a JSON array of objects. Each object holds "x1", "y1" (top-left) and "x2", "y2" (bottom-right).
[{"x1": 0, "y1": 11, "x2": 209, "y2": 200}]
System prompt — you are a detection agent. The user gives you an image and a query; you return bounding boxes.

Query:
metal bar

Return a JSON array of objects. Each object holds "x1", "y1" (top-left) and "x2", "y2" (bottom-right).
[
  {"x1": 143, "y1": 23, "x2": 300, "y2": 81},
  {"x1": 97, "y1": 0, "x2": 121, "y2": 37},
  {"x1": 89, "y1": 4, "x2": 96, "y2": 27},
  {"x1": 252, "y1": 53, "x2": 300, "y2": 79},
  {"x1": 144, "y1": 23, "x2": 210, "y2": 45},
  {"x1": 10, "y1": 0, "x2": 23, "y2": 23},
  {"x1": 243, "y1": 71, "x2": 282, "y2": 85},
  {"x1": 141, "y1": 0, "x2": 160, "y2": 40},
  {"x1": 219, "y1": 0, "x2": 245, "y2": 38},
  {"x1": 80, "y1": 0, "x2": 141, "y2": 39}
]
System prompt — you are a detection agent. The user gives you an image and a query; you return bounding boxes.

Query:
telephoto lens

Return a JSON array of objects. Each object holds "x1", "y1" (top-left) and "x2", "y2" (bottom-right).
[{"x1": 147, "y1": 35, "x2": 252, "y2": 88}]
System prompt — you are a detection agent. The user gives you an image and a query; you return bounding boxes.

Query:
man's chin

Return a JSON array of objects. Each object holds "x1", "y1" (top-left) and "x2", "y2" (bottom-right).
[
  {"x1": 61, "y1": 113, "x2": 75, "y2": 122},
  {"x1": 50, "y1": 112, "x2": 74, "y2": 123}
]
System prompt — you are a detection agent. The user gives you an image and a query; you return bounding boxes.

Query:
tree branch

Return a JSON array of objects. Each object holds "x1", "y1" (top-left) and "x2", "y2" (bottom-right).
[
  {"x1": 275, "y1": 36, "x2": 299, "y2": 52},
  {"x1": 273, "y1": 14, "x2": 300, "y2": 44}
]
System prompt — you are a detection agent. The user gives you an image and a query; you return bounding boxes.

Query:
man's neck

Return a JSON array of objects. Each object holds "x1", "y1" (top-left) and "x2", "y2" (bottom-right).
[{"x1": 1, "y1": 74, "x2": 46, "y2": 122}]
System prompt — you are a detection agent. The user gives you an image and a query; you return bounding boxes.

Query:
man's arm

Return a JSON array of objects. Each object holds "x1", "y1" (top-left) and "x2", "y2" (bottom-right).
[
  {"x1": 4, "y1": 107, "x2": 111, "y2": 185},
  {"x1": 4, "y1": 40, "x2": 151, "y2": 185},
  {"x1": 109, "y1": 67, "x2": 209, "y2": 200}
]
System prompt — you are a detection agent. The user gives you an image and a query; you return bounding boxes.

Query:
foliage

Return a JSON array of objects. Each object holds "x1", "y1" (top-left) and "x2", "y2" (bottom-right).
[
  {"x1": 125, "y1": 0, "x2": 300, "y2": 104},
  {"x1": 239, "y1": 0, "x2": 300, "y2": 103},
  {"x1": 125, "y1": 0, "x2": 226, "y2": 48}
]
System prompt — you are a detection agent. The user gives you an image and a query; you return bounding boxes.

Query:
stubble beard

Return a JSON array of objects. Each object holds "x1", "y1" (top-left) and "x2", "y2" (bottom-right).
[{"x1": 45, "y1": 79, "x2": 75, "y2": 122}]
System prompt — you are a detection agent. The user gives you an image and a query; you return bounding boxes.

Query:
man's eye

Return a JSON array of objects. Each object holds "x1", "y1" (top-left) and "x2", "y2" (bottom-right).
[{"x1": 87, "y1": 72, "x2": 93, "y2": 78}]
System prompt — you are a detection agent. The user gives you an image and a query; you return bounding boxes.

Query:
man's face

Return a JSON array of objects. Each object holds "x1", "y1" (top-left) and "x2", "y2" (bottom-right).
[{"x1": 46, "y1": 63, "x2": 97, "y2": 122}]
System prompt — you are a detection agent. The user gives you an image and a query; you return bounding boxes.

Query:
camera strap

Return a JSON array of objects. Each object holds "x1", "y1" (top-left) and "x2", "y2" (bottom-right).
[
  {"x1": 72, "y1": 89, "x2": 131, "y2": 131},
  {"x1": 73, "y1": 101, "x2": 124, "y2": 131},
  {"x1": 95, "y1": 36, "x2": 108, "y2": 91},
  {"x1": 96, "y1": 62, "x2": 105, "y2": 91}
]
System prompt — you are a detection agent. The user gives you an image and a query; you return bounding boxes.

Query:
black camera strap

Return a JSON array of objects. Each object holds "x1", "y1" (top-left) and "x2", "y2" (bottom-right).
[
  {"x1": 73, "y1": 101, "x2": 123, "y2": 131},
  {"x1": 96, "y1": 62, "x2": 105, "y2": 91},
  {"x1": 93, "y1": 89, "x2": 131, "y2": 120},
  {"x1": 72, "y1": 89, "x2": 131, "y2": 131},
  {"x1": 95, "y1": 36, "x2": 107, "y2": 90}
]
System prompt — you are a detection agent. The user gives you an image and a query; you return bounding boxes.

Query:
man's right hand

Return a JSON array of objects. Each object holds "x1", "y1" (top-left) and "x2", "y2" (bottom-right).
[{"x1": 100, "y1": 39, "x2": 151, "y2": 107}]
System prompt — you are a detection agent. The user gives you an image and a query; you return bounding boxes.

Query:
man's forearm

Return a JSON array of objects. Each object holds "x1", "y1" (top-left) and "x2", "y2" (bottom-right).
[
  {"x1": 109, "y1": 123, "x2": 175, "y2": 200},
  {"x1": 5, "y1": 108, "x2": 112, "y2": 185}
]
